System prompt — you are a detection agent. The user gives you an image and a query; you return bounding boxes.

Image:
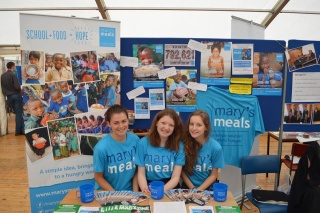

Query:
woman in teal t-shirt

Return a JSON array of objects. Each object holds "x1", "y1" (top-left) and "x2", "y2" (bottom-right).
[
  {"x1": 182, "y1": 110, "x2": 224, "y2": 190},
  {"x1": 136, "y1": 109, "x2": 185, "y2": 192}
]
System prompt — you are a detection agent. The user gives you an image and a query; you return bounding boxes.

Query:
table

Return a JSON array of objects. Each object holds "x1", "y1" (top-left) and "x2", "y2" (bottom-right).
[
  {"x1": 60, "y1": 190, "x2": 238, "y2": 212},
  {"x1": 266, "y1": 132, "x2": 299, "y2": 156}
]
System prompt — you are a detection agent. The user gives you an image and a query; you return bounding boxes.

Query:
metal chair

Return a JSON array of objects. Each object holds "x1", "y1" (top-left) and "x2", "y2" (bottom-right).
[
  {"x1": 240, "y1": 155, "x2": 288, "y2": 213},
  {"x1": 281, "y1": 143, "x2": 309, "y2": 176}
]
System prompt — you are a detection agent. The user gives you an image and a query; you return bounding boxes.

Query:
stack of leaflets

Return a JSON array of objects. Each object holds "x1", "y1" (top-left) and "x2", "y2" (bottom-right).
[
  {"x1": 215, "y1": 206, "x2": 241, "y2": 213},
  {"x1": 54, "y1": 204, "x2": 82, "y2": 213},
  {"x1": 189, "y1": 206, "x2": 214, "y2": 213},
  {"x1": 78, "y1": 207, "x2": 100, "y2": 213},
  {"x1": 165, "y1": 189, "x2": 213, "y2": 206},
  {"x1": 95, "y1": 191, "x2": 149, "y2": 206},
  {"x1": 100, "y1": 204, "x2": 151, "y2": 213}
]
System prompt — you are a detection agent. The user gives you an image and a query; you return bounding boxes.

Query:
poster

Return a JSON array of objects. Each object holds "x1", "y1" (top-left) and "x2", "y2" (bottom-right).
[
  {"x1": 132, "y1": 44, "x2": 164, "y2": 88},
  {"x1": 134, "y1": 98, "x2": 150, "y2": 119},
  {"x1": 200, "y1": 41, "x2": 232, "y2": 86},
  {"x1": 20, "y1": 13, "x2": 120, "y2": 213},
  {"x1": 164, "y1": 44, "x2": 195, "y2": 66},
  {"x1": 252, "y1": 52, "x2": 284, "y2": 96},
  {"x1": 286, "y1": 43, "x2": 317, "y2": 72},
  {"x1": 232, "y1": 44, "x2": 253, "y2": 75},
  {"x1": 166, "y1": 69, "x2": 197, "y2": 112},
  {"x1": 292, "y1": 72, "x2": 320, "y2": 102},
  {"x1": 149, "y1": 88, "x2": 165, "y2": 110}
]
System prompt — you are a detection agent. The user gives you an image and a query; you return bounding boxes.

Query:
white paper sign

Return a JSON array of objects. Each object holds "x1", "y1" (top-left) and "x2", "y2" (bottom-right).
[
  {"x1": 158, "y1": 67, "x2": 177, "y2": 79},
  {"x1": 126, "y1": 86, "x2": 145, "y2": 100},
  {"x1": 187, "y1": 39, "x2": 207, "y2": 52},
  {"x1": 149, "y1": 88, "x2": 165, "y2": 110},
  {"x1": 188, "y1": 82, "x2": 207, "y2": 91},
  {"x1": 292, "y1": 72, "x2": 320, "y2": 102},
  {"x1": 120, "y1": 56, "x2": 138, "y2": 67},
  {"x1": 134, "y1": 98, "x2": 150, "y2": 119}
]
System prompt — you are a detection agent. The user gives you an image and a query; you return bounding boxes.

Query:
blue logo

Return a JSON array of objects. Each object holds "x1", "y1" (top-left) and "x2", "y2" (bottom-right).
[
  {"x1": 99, "y1": 27, "x2": 116, "y2": 47},
  {"x1": 276, "y1": 53, "x2": 283, "y2": 62}
]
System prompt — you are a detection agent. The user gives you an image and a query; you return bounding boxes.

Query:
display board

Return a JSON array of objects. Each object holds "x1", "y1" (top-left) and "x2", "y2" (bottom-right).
[
  {"x1": 20, "y1": 13, "x2": 120, "y2": 213},
  {"x1": 121, "y1": 38, "x2": 286, "y2": 131},
  {"x1": 283, "y1": 40, "x2": 320, "y2": 132}
]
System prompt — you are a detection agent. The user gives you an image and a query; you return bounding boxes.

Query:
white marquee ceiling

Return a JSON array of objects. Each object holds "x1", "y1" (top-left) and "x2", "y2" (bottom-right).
[{"x1": 0, "y1": 0, "x2": 319, "y2": 47}]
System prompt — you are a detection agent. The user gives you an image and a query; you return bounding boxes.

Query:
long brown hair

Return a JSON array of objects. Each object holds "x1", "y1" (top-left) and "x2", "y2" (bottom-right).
[
  {"x1": 148, "y1": 109, "x2": 183, "y2": 151},
  {"x1": 183, "y1": 110, "x2": 211, "y2": 175}
]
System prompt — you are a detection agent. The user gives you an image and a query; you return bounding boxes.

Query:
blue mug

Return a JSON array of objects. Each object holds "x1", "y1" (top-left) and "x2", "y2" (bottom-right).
[
  {"x1": 149, "y1": 181, "x2": 164, "y2": 200},
  {"x1": 213, "y1": 182, "x2": 228, "y2": 202},
  {"x1": 76, "y1": 184, "x2": 94, "y2": 203}
]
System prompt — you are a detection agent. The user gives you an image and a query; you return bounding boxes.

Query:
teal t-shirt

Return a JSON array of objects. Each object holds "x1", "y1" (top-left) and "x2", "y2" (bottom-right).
[
  {"x1": 186, "y1": 138, "x2": 224, "y2": 188},
  {"x1": 135, "y1": 136, "x2": 185, "y2": 181},
  {"x1": 93, "y1": 132, "x2": 139, "y2": 190},
  {"x1": 197, "y1": 86, "x2": 265, "y2": 167}
]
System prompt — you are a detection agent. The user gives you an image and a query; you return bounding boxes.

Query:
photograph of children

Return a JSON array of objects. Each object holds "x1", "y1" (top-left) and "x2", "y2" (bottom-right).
[
  {"x1": 25, "y1": 127, "x2": 51, "y2": 163},
  {"x1": 87, "y1": 73, "x2": 120, "y2": 110},
  {"x1": 284, "y1": 103, "x2": 312, "y2": 124},
  {"x1": 45, "y1": 52, "x2": 73, "y2": 82},
  {"x1": 71, "y1": 51, "x2": 100, "y2": 83},
  {"x1": 74, "y1": 110, "x2": 110, "y2": 135},
  {"x1": 200, "y1": 41, "x2": 232, "y2": 78},
  {"x1": 22, "y1": 85, "x2": 51, "y2": 130},
  {"x1": 21, "y1": 50, "x2": 45, "y2": 85},
  {"x1": 312, "y1": 104, "x2": 320, "y2": 124},
  {"x1": 79, "y1": 135, "x2": 103, "y2": 155},
  {"x1": 252, "y1": 52, "x2": 284, "y2": 88},
  {"x1": 47, "y1": 81, "x2": 88, "y2": 116},
  {"x1": 287, "y1": 43, "x2": 317, "y2": 72},
  {"x1": 166, "y1": 70, "x2": 197, "y2": 106},
  {"x1": 47, "y1": 117, "x2": 79, "y2": 160},
  {"x1": 98, "y1": 52, "x2": 120, "y2": 73},
  {"x1": 132, "y1": 44, "x2": 164, "y2": 81}
]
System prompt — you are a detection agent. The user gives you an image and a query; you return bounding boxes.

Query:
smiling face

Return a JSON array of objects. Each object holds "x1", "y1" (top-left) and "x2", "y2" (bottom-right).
[
  {"x1": 156, "y1": 115, "x2": 175, "y2": 141},
  {"x1": 260, "y1": 56, "x2": 270, "y2": 74},
  {"x1": 28, "y1": 100, "x2": 45, "y2": 117},
  {"x1": 139, "y1": 50, "x2": 154, "y2": 65},
  {"x1": 53, "y1": 54, "x2": 64, "y2": 70},
  {"x1": 51, "y1": 92, "x2": 63, "y2": 104},
  {"x1": 211, "y1": 47, "x2": 220, "y2": 57},
  {"x1": 189, "y1": 115, "x2": 207, "y2": 143},
  {"x1": 108, "y1": 112, "x2": 129, "y2": 141}
]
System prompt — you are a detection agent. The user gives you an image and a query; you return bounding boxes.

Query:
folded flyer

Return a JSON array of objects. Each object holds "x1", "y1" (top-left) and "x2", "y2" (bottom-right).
[
  {"x1": 95, "y1": 191, "x2": 149, "y2": 206},
  {"x1": 165, "y1": 189, "x2": 213, "y2": 206}
]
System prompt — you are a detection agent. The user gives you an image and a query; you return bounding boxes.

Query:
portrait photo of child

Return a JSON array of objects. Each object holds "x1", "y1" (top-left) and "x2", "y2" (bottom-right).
[
  {"x1": 200, "y1": 41, "x2": 232, "y2": 79},
  {"x1": 252, "y1": 52, "x2": 284, "y2": 89},
  {"x1": 132, "y1": 44, "x2": 164, "y2": 82},
  {"x1": 25, "y1": 127, "x2": 51, "y2": 163},
  {"x1": 45, "y1": 52, "x2": 73, "y2": 83},
  {"x1": 21, "y1": 50, "x2": 45, "y2": 85}
]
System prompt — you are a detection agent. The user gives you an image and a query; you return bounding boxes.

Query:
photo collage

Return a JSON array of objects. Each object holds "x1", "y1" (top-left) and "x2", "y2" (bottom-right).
[{"x1": 21, "y1": 50, "x2": 121, "y2": 163}]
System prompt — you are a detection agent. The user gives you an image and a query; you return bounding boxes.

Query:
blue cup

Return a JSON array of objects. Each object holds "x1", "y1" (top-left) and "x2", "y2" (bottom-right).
[
  {"x1": 76, "y1": 184, "x2": 94, "y2": 203},
  {"x1": 213, "y1": 182, "x2": 228, "y2": 202},
  {"x1": 149, "y1": 181, "x2": 164, "y2": 200}
]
